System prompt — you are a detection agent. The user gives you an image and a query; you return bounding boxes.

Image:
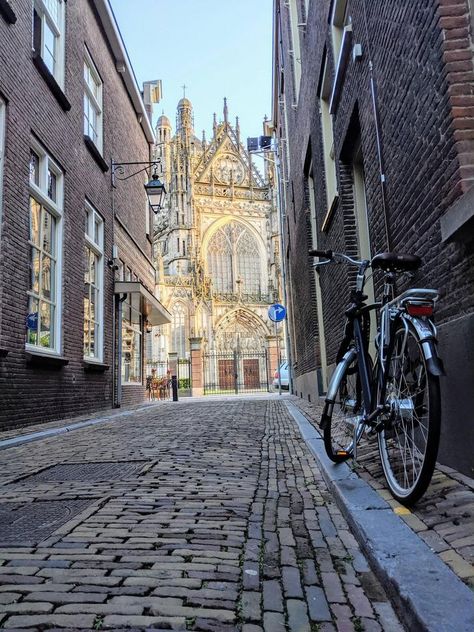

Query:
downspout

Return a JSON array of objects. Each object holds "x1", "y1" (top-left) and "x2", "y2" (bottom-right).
[{"x1": 362, "y1": 0, "x2": 391, "y2": 251}]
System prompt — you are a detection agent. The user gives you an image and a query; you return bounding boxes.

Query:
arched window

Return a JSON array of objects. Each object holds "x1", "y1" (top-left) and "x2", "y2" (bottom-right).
[
  {"x1": 207, "y1": 222, "x2": 262, "y2": 295},
  {"x1": 171, "y1": 302, "x2": 187, "y2": 357}
]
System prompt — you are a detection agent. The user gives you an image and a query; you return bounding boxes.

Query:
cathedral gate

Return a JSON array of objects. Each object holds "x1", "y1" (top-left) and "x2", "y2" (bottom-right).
[{"x1": 203, "y1": 349, "x2": 270, "y2": 395}]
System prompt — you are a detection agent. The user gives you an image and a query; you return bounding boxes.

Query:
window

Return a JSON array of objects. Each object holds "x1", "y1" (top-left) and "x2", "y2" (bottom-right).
[
  {"x1": 288, "y1": 0, "x2": 302, "y2": 104},
  {"x1": 84, "y1": 203, "x2": 104, "y2": 361},
  {"x1": 331, "y1": 0, "x2": 350, "y2": 74},
  {"x1": 207, "y1": 222, "x2": 262, "y2": 295},
  {"x1": 33, "y1": 0, "x2": 65, "y2": 87},
  {"x1": 171, "y1": 302, "x2": 187, "y2": 357},
  {"x1": 0, "y1": 98, "x2": 5, "y2": 237},
  {"x1": 27, "y1": 141, "x2": 63, "y2": 352},
  {"x1": 319, "y1": 56, "x2": 338, "y2": 228},
  {"x1": 122, "y1": 293, "x2": 142, "y2": 383},
  {"x1": 84, "y1": 50, "x2": 103, "y2": 152},
  {"x1": 307, "y1": 166, "x2": 328, "y2": 391}
]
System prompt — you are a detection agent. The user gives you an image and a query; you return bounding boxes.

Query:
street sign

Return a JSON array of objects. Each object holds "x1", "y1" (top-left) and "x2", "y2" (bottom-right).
[
  {"x1": 268, "y1": 303, "x2": 286, "y2": 322},
  {"x1": 26, "y1": 312, "x2": 38, "y2": 330}
]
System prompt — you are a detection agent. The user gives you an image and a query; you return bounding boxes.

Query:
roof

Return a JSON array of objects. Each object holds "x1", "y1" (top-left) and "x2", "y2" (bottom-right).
[
  {"x1": 93, "y1": 0, "x2": 155, "y2": 144},
  {"x1": 157, "y1": 114, "x2": 172, "y2": 128}
]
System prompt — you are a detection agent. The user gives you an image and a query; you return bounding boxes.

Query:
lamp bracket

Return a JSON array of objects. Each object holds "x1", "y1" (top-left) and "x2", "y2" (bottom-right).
[{"x1": 111, "y1": 160, "x2": 162, "y2": 188}]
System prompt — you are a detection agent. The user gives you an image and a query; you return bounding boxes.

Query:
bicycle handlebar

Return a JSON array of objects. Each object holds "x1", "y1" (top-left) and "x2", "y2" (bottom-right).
[{"x1": 309, "y1": 250, "x2": 365, "y2": 267}]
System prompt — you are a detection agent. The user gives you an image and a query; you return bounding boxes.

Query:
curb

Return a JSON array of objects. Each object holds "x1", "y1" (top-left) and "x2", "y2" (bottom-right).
[
  {"x1": 285, "y1": 401, "x2": 474, "y2": 632},
  {"x1": 0, "y1": 402, "x2": 162, "y2": 451}
]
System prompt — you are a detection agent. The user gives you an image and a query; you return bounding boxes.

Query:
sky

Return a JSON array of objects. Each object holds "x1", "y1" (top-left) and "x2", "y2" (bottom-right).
[{"x1": 109, "y1": 0, "x2": 273, "y2": 146}]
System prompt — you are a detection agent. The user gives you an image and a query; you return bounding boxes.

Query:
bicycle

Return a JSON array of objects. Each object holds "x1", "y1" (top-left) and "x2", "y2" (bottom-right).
[{"x1": 310, "y1": 249, "x2": 444, "y2": 505}]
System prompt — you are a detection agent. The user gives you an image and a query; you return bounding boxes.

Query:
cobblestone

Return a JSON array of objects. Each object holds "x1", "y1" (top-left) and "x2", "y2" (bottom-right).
[{"x1": 0, "y1": 397, "x2": 404, "y2": 630}]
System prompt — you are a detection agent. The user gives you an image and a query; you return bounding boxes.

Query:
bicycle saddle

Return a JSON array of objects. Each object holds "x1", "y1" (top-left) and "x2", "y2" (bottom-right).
[{"x1": 371, "y1": 252, "x2": 422, "y2": 272}]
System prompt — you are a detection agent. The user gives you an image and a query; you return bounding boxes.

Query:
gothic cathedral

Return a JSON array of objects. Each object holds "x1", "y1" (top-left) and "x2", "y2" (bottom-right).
[{"x1": 150, "y1": 97, "x2": 282, "y2": 376}]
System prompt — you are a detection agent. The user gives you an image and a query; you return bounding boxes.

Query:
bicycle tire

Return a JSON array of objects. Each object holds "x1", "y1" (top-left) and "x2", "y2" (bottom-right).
[
  {"x1": 377, "y1": 322, "x2": 441, "y2": 505},
  {"x1": 323, "y1": 352, "x2": 366, "y2": 462}
]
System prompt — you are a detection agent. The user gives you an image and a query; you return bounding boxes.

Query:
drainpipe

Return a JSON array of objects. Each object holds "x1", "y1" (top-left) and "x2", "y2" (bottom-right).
[{"x1": 362, "y1": 0, "x2": 391, "y2": 251}]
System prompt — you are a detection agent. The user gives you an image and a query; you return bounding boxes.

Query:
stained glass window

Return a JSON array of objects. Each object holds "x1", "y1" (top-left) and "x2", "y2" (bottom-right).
[{"x1": 206, "y1": 222, "x2": 262, "y2": 295}]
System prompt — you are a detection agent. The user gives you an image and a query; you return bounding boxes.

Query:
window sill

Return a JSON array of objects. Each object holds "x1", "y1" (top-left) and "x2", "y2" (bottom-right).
[
  {"x1": 25, "y1": 348, "x2": 69, "y2": 368},
  {"x1": 441, "y1": 185, "x2": 474, "y2": 243},
  {"x1": 0, "y1": 0, "x2": 16, "y2": 24},
  {"x1": 84, "y1": 135, "x2": 109, "y2": 172},
  {"x1": 83, "y1": 359, "x2": 110, "y2": 372},
  {"x1": 32, "y1": 52, "x2": 70, "y2": 112}
]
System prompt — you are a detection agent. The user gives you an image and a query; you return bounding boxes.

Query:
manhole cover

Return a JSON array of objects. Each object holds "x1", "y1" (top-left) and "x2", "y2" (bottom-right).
[
  {"x1": 13, "y1": 461, "x2": 146, "y2": 484},
  {"x1": 0, "y1": 499, "x2": 93, "y2": 546}
]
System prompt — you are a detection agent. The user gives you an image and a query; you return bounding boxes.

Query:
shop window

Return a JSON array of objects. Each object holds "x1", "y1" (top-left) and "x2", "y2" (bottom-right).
[{"x1": 122, "y1": 293, "x2": 142, "y2": 384}]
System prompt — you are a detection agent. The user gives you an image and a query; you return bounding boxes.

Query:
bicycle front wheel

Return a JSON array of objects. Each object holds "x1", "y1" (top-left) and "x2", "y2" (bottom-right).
[
  {"x1": 323, "y1": 352, "x2": 365, "y2": 463},
  {"x1": 378, "y1": 323, "x2": 440, "y2": 505}
]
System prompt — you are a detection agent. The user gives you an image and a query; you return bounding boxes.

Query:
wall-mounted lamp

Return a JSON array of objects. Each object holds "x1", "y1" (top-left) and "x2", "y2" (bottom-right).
[{"x1": 111, "y1": 160, "x2": 167, "y2": 213}]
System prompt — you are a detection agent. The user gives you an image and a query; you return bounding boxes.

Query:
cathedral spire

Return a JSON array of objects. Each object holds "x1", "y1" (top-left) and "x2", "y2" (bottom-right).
[
  {"x1": 213, "y1": 112, "x2": 217, "y2": 137},
  {"x1": 236, "y1": 116, "x2": 240, "y2": 145},
  {"x1": 223, "y1": 97, "x2": 228, "y2": 125}
]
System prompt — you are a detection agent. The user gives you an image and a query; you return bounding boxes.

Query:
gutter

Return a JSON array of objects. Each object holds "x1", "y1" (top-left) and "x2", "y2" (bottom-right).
[{"x1": 93, "y1": 0, "x2": 155, "y2": 144}]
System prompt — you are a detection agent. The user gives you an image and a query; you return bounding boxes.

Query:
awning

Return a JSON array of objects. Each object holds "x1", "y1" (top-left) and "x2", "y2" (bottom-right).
[{"x1": 114, "y1": 282, "x2": 171, "y2": 326}]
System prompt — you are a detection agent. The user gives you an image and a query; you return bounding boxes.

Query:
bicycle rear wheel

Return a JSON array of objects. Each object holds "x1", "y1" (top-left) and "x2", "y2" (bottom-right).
[
  {"x1": 323, "y1": 352, "x2": 365, "y2": 462},
  {"x1": 378, "y1": 323, "x2": 440, "y2": 505}
]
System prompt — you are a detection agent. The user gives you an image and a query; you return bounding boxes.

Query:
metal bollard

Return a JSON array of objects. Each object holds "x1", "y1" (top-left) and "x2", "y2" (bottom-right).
[{"x1": 171, "y1": 375, "x2": 178, "y2": 401}]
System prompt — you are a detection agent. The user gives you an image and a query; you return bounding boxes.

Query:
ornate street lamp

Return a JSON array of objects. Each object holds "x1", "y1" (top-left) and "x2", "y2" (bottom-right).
[{"x1": 111, "y1": 160, "x2": 167, "y2": 213}]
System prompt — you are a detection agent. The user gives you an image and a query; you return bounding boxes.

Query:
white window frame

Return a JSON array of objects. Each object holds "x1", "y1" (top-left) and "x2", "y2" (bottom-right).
[
  {"x1": 288, "y1": 0, "x2": 302, "y2": 104},
  {"x1": 27, "y1": 139, "x2": 63, "y2": 355},
  {"x1": 33, "y1": 0, "x2": 66, "y2": 88},
  {"x1": 84, "y1": 201, "x2": 104, "y2": 362},
  {"x1": 0, "y1": 99, "x2": 5, "y2": 242},
  {"x1": 319, "y1": 58, "x2": 339, "y2": 229},
  {"x1": 84, "y1": 49, "x2": 103, "y2": 153}
]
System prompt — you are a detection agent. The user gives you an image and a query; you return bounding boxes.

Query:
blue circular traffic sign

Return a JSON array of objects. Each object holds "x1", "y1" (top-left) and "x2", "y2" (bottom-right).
[{"x1": 268, "y1": 303, "x2": 286, "y2": 322}]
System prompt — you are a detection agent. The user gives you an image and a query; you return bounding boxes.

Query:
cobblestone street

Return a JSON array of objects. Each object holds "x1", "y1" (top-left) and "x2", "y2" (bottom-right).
[{"x1": 0, "y1": 398, "x2": 404, "y2": 631}]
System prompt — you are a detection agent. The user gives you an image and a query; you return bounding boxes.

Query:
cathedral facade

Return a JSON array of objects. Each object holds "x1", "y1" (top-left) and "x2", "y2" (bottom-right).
[{"x1": 150, "y1": 97, "x2": 282, "y2": 378}]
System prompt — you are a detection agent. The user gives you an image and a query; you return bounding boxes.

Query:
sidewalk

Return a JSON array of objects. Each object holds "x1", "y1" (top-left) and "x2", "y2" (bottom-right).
[{"x1": 288, "y1": 395, "x2": 474, "y2": 588}]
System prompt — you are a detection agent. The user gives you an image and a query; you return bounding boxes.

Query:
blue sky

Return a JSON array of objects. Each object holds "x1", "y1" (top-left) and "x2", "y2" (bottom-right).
[{"x1": 109, "y1": 0, "x2": 273, "y2": 145}]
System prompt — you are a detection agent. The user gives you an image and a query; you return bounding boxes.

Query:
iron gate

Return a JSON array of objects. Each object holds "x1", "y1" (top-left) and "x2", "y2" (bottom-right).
[
  {"x1": 203, "y1": 350, "x2": 269, "y2": 395},
  {"x1": 146, "y1": 358, "x2": 191, "y2": 397}
]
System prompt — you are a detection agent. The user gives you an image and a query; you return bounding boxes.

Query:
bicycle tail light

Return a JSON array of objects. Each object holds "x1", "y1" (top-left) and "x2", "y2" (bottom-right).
[{"x1": 406, "y1": 302, "x2": 434, "y2": 317}]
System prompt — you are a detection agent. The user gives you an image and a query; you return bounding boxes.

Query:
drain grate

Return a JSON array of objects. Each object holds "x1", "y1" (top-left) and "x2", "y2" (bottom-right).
[
  {"x1": 0, "y1": 499, "x2": 93, "y2": 546},
  {"x1": 12, "y1": 461, "x2": 146, "y2": 485}
]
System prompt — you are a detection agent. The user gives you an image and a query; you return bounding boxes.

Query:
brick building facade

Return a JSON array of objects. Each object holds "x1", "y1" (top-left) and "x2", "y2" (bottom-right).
[
  {"x1": 0, "y1": 0, "x2": 170, "y2": 429},
  {"x1": 272, "y1": 0, "x2": 474, "y2": 475}
]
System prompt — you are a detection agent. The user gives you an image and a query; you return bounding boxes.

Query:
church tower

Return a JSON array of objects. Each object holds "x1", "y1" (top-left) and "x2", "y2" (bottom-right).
[{"x1": 152, "y1": 97, "x2": 282, "y2": 389}]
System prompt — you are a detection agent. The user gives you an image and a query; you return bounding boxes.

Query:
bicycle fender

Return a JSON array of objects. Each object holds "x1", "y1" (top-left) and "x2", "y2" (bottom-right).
[
  {"x1": 422, "y1": 340, "x2": 446, "y2": 376},
  {"x1": 325, "y1": 348, "x2": 358, "y2": 404},
  {"x1": 406, "y1": 315, "x2": 445, "y2": 376}
]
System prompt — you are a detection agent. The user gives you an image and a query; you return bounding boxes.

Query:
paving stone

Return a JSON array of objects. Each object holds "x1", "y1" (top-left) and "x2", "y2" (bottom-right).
[
  {"x1": 282, "y1": 566, "x2": 304, "y2": 598},
  {"x1": 263, "y1": 579, "x2": 283, "y2": 612},
  {"x1": 305, "y1": 585, "x2": 332, "y2": 621},
  {"x1": 2, "y1": 614, "x2": 96, "y2": 628},
  {"x1": 263, "y1": 611, "x2": 286, "y2": 632},
  {"x1": 241, "y1": 590, "x2": 261, "y2": 622},
  {"x1": 287, "y1": 599, "x2": 310, "y2": 632}
]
